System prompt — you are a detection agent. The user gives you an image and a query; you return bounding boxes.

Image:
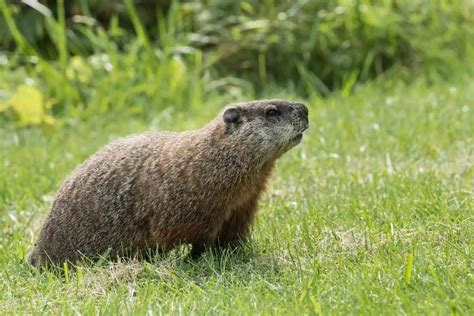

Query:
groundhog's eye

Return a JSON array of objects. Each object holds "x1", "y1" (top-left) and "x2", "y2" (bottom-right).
[{"x1": 266, "y1": 108, "x2": 281, "y2": 117}]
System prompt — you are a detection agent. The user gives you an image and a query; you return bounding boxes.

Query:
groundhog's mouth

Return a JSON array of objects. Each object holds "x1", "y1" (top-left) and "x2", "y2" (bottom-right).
[
  {"x1": 291, "y1": 133, "x2": 303, "y2": 145},
  {"x1": 289, "y1": 123, "x2": 308, "y2": 147}
]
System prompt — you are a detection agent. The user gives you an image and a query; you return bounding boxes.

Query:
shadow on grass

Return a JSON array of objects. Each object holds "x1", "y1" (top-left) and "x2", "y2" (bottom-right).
[{"x1": 19, "y1": 241, "x2": 287, "y2": 292}]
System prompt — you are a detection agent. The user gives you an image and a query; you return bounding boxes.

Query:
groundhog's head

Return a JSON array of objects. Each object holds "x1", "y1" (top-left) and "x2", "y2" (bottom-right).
[{"x1": 221, "y1": 99, "x2": 309, "y2": 160}]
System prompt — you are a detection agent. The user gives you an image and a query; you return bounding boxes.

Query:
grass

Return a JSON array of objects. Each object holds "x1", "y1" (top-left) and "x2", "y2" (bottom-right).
[
  {"x1": 0, "y1": 72, "x2": 473, "y2": 314},
  {"x1": 1, "y1": 1, "x2": 472, "y2": 313},
  {"x1": 2, "y1": 0, "x2": 474, "y2": 92}
]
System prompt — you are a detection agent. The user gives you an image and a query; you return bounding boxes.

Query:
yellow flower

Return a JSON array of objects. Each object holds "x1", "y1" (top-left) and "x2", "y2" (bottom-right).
[{"x1": 8, "y1": 85, "x2": 54, "y2": 126}]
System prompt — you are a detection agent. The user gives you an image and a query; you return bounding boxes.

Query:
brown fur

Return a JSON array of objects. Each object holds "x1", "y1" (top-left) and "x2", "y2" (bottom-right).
[{"x1": 28, "y1": 99, "x2": 308, "y2": 266}]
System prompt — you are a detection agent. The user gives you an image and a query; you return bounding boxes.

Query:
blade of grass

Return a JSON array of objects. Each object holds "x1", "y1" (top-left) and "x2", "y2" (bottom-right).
[
  {"x1": 0, "y1": 0, "x2": 38, "y2": 56},
  {"x1": 124, "y1": 0, "x2": 151, "y2": 49}
]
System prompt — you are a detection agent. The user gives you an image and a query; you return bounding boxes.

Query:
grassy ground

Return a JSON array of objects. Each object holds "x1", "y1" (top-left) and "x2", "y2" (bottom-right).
[{"x1": 0, "y1": 75, "x2": 473, "y2": 314}]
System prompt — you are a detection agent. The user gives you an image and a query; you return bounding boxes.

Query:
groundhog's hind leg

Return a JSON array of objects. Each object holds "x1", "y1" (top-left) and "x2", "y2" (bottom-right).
[{"x1": 190, "y1": 241, "x2": 212, "y2": 259}]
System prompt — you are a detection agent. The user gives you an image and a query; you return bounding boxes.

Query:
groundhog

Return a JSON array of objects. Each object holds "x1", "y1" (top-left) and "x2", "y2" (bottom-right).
[{"x1": 28, "y1": 99, "x2": 308, "y2": 267}]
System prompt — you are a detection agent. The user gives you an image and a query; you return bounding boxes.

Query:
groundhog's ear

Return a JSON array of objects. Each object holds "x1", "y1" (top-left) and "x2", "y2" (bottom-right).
[{"x1": 223, "y1": 107, "x2": 241, "y2": 125}]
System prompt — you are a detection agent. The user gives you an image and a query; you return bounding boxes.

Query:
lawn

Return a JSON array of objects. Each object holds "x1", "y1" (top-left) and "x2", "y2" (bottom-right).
[{"x1": 0, "y1": 73, "x2": 472, "y2": 314}]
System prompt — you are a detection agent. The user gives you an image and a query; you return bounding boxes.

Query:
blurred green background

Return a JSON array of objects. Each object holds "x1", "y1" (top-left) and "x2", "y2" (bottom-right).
[{"x1": 1, "y1": 0, "x2": 473, "y2": 125}]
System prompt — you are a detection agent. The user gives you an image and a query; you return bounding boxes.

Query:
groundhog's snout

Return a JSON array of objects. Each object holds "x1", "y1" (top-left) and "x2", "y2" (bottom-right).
[
  {"x1": 293, "y1": 103, "x2": 309, "y2": 131},
  {"x1": 294, "y1": 102, "x2": 308, "y2": 116}
]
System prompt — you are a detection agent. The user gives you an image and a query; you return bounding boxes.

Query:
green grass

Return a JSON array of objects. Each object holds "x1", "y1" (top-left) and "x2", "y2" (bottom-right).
[
  {"x1": 2, "y1": 0, "x2": 474, "y2": 92},
  {"x1": 0, "y1": 73, "x2": 473, "y2": 314},
  {"x1": 1, "y1": 1, "x2": 472, "y2": 313}
]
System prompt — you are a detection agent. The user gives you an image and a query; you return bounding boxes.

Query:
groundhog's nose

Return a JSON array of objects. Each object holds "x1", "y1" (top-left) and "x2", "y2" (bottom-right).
[
  {"x1": 293, "y1": 103, "x2": 308, "y2": 117},
  {"x1": 293, "y1": 103, "x2": 309, "y2": 130}
]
